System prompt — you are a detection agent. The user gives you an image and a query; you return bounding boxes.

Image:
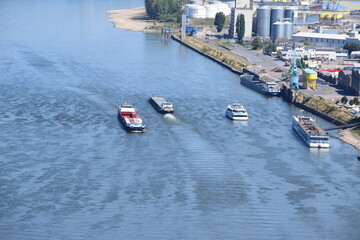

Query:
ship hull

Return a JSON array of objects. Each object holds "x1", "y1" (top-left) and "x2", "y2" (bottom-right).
[
  {"x1": 292, "y1": 118, "x2": 329, "y2": 148},
  {"x1": 149, "y1": 97, "x2": 174, "y2": 114},
  {"x1": 241, "y1": 74, "x2": 280, "y2": 96},
  {"x1": 118, "y1": 114, "x2": 145, "y2": 133},
  {"x1": 226, "y1": 109, "x2": 248, "y2": 121}
]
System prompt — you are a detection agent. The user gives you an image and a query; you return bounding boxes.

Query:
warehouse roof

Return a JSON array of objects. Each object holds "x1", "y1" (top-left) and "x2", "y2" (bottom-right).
[{"x1": 293, "y1": 32, "x2": 348, "y2": 40}]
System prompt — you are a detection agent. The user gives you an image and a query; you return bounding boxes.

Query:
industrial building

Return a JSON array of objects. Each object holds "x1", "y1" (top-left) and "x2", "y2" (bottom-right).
[
  {"x1": 301, "y1": 68, "x2": 317, "y2": 89},
  {"x1": 292, "y1": 31, "x2": 360, "y2": 48},
  {"x1": 184, "y1": 1, "x2": 231, "y2": 19},
  {"x1": 229, "y1": 1, "x2": 298, "y2": 39},
  {"x1": 338, "y1": 69, "x2": 360, "y2": 95},
  {"x1": 228, "y1": 0, "x2": 254, "y2": 38}
]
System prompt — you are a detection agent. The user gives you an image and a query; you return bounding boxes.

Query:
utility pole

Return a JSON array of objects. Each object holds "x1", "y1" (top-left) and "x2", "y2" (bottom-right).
[{"x1": 181, "y1": 14, "x2": 187, "y2": 40}]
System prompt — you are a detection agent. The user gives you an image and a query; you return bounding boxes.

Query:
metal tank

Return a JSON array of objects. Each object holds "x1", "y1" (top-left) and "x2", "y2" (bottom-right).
[
  {"x1": 205, "y1": 5, "x2": 218, "y2": 18},
  {"x1": 270, "y1": 6, "x2": 284, "y2": 36},
  {"x1": 189, "y1": 0, "x2": 202, "y2": 5},
  {"x1": 257, "y1": 6, "x2": 271, "y2": 38},
  {"x1": 285, "y1": 7, "x2": 297, "y2": 22},
  {"x1": 272, "y1": 21, "x2": 285, "y2": 40},
  {"x1": 284, "y1": 21, "x2": 293, "y2": 39},
  {"x1": 188, "y1": 5, "x2": 206, "y2": 18}
]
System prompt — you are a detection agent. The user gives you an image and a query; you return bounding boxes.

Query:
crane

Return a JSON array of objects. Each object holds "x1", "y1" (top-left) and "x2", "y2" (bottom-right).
[{"x1": 290, "y1": 44, "x2": 299, "y2": 89}]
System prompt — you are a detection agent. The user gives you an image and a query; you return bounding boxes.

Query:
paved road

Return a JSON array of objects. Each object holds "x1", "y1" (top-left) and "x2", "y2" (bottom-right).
[{"x1": 231, "y1": 44, "x2": 285, "y2": 70}]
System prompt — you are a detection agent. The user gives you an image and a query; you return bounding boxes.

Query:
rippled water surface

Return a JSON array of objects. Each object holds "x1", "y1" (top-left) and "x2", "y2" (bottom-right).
[{"x1": 0, "y1": 0, "x2": 359, "y2": 239}]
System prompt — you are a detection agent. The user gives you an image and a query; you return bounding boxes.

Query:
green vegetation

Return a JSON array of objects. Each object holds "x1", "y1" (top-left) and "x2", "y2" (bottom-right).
[
  {"x1": 144, "y1": 0, "x2": 182, "y2": 22},
  {"x1": 341, "y1": 96, "x2": 348, "y2": 104},
  {"x1": 217, "y1": 40, "x2": 234, "y2": 50},
  {"x1": 343, "y1": 42, "x2": 360, "y2": 55},
  {"x1": 296, "y1": 94, "x2": 356, "y2": 123},
  {"x1": 251, "y1": 37, "x2": 263, "y2": 50},
  {"x1": 354, "y1": 97, "x2": 360, "y2": 105},
  {"x1": 144, "y1": 22, "x2": 180, "y2": 30},
  {"x1": 236, "y1": 14, "x2": 245, "y2": 43},
  {"x1": 214, "y1": 12, "x2": 226, "y2": 32},
  {"x1": 180, "y1": 37, "x2": 249, "y2": 71},
  {"x1": 264, "y1": 42, "x2": 276, "y2": 54},
  {"x1": 299, "y1": 39, "x2": 310, "y2": 45},
  {"x1": 189, "y1": 15, "x2": 230, "y2": 26}
]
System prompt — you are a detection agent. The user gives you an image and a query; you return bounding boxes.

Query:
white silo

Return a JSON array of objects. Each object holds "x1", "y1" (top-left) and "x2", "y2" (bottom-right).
[
  {"x1": 257, "y1": 6, "x2": 271, "y2": 38},
  {"x1": 188, "y1": 5, "x2": 206, "y2": 18},
  {"x1": 272, "y1": 21, "x2": 285, "y2": 40},
  {"x1": 284, "y1": 21, "x2": 293, "y2": 39},
  {"x1": 205, "y1": 4, "x2": 218, "y2": 18},
  {"x1": 271, "y1": 6, "x2": 285, "y2": 36}
]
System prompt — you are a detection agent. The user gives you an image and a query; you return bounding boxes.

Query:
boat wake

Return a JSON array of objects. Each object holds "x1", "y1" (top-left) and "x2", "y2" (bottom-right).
[{"x1": 164, "y1": 113, "x2": 179, "y2": 122}]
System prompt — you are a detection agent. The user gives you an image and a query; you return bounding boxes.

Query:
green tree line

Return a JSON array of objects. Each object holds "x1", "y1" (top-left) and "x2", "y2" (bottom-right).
[{"x1": 144, "y1": 0, "x2": 182, "y2": 22}]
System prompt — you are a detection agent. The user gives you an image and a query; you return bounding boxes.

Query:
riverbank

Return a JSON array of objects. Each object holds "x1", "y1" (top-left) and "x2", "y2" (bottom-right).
[
  {"x1": 339, "y1": 128, "x2": 360, "y2": 149},
  {"x1": 107, "y1": 7, "x2": 154, "y2": 32}
]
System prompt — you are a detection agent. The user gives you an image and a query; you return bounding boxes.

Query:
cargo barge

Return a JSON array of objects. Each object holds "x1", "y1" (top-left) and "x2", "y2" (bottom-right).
[
  {"x1": 118, "y1": 103, "x2": 145, "y2": 132},
  {"x1": 240, "y1": 74, "x2": 281, "y2": 96},
  {"x1": 149, "y1": 96, "x2": 174, "y2": 113},
  {"x1": 292, "y1": 115, "x2": 329, "y2": 148}
]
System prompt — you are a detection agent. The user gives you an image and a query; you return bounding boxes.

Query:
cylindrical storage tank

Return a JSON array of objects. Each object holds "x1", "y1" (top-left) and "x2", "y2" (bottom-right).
[
  {"x1": 189, "y1": 0, "x2": 202, "y2": 5},
  {"x1": 284, "y1": 21, "x2": 293, "y2": 39},
  {"x1": 272, "y1": 21, "x2": 285, "y2": 40},
  {"x1": 227, "y1": 1, "x2": 236, "y2": 8},
  {"x1": 217, "y1": 3, "x2": 230, "y2": 16},
  {"x1": 205, "y1": 5, "x2": 218, "y2": 18},
  {"x1": 257, "y1": 6, "x2": 271, "y2": 38},
  {"x1": 188, "y1": 5, "x2": 206, "y2": 18},
  {"x1": 284, "y1": 6, "x2": 298, "y2": 23},
  {"x1": 271, "y1": 6, "x2": 284, "y2": 35}
]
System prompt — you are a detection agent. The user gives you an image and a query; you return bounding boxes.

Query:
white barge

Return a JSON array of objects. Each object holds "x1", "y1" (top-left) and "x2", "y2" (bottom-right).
[
  {"x1": 226, "y1": 103, "x2": 248, "y2": 120},
  {"x1": 292, "y1": 115, "x2": 329, "y2": 148}
]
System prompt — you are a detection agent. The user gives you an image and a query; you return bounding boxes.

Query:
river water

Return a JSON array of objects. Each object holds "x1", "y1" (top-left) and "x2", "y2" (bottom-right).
[{"x1": 0, "y1": 0, "x2": 359, "y2": 239}]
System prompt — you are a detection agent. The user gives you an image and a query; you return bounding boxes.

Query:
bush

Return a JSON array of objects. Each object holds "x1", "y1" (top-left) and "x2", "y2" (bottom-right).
[
  {"x1": 341, "y1": 96, "x2": 348, "y2": 104},
  {"x1": 353, "y1": 97, "x2": 360, "y2": 105},
  {"x1": 251, "y1": 37, "x2": 263, "y2": 50}
]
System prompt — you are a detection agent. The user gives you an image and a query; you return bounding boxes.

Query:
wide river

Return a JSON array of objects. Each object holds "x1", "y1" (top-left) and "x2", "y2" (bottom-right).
[{"x1": 0, "y1": 0, "x2": 359, "y2": 239}]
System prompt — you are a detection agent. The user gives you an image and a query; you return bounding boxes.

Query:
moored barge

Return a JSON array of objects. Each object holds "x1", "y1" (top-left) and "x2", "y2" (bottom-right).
[
  {"x1": 240, "y1": 74, "x2": 281, "y2": 96},
  {"x1": 292, "y1": 115, "x2": 329, "y2": 148}
]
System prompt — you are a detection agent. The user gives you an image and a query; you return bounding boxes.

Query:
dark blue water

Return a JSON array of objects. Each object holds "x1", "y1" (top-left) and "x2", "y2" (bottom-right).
[{"x1": 0, "y1": 0, "x2": 359, "y2": 239}]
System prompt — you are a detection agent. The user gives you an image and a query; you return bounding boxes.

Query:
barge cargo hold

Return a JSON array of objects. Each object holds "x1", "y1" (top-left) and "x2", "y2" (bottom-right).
[
  {"x1": 149, "y1": 96, "x2": 174, "y2": 113},
  {"x1": 292, "y1": 115, "x2": 329, "y2": 148},
  {"x1": 240, "y1": 74, "x2": 281, "y2": 96},
  {"x1": 118, "y1": 103, "x2": 145, "y2": 132}
]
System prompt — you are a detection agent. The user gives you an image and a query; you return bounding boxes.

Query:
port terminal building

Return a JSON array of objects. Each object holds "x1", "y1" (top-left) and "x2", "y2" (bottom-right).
[{"x1": 292, "y1": 31, "x2": 360, "y2": 48}]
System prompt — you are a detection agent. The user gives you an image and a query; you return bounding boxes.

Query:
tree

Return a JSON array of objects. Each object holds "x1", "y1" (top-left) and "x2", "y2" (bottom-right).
[
  {"x1": 349, "y1": 100, "x2": 355, "y2": 106},
  {"x1": 236, "y1": 14, "x2": 245, "y2": 43},
  {"x1": 341, "y1": 96, "x2": 348, "y2": 104},
  {"x1": 144, "y1": 0, "x2": 182, "y2": 22},
  {"x1": 343, "y1": 42, "x2": 360, "y2": 55},
  {"x1": 251, "y1": 37, "x2": 263, "y2": 50},
  {"x1": 353, "y1": 97, "x2": 360, "y2": 105},
  {"x1": 299, "y1": 39, "x2": 310, "y2": 46},
  {"x1": 214, "y1": 12, "x2": 225, "y2": 32},
  {"x1": 265, "y1": 42, "x2": 276, "y2": 54}
]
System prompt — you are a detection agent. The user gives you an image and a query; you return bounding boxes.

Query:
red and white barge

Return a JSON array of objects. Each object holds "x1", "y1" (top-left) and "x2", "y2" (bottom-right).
[{"x1": 118, "y1": 103, "x2": 145, "y2": 132}]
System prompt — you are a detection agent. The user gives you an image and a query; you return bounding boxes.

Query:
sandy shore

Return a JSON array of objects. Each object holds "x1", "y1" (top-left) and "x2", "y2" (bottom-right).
[
  {"x1": 107, "y1": 7, "x2": 155, "y2": 32},
  {"x1": 338, "y1": 128, "x2": 360, "y2": 149}
]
